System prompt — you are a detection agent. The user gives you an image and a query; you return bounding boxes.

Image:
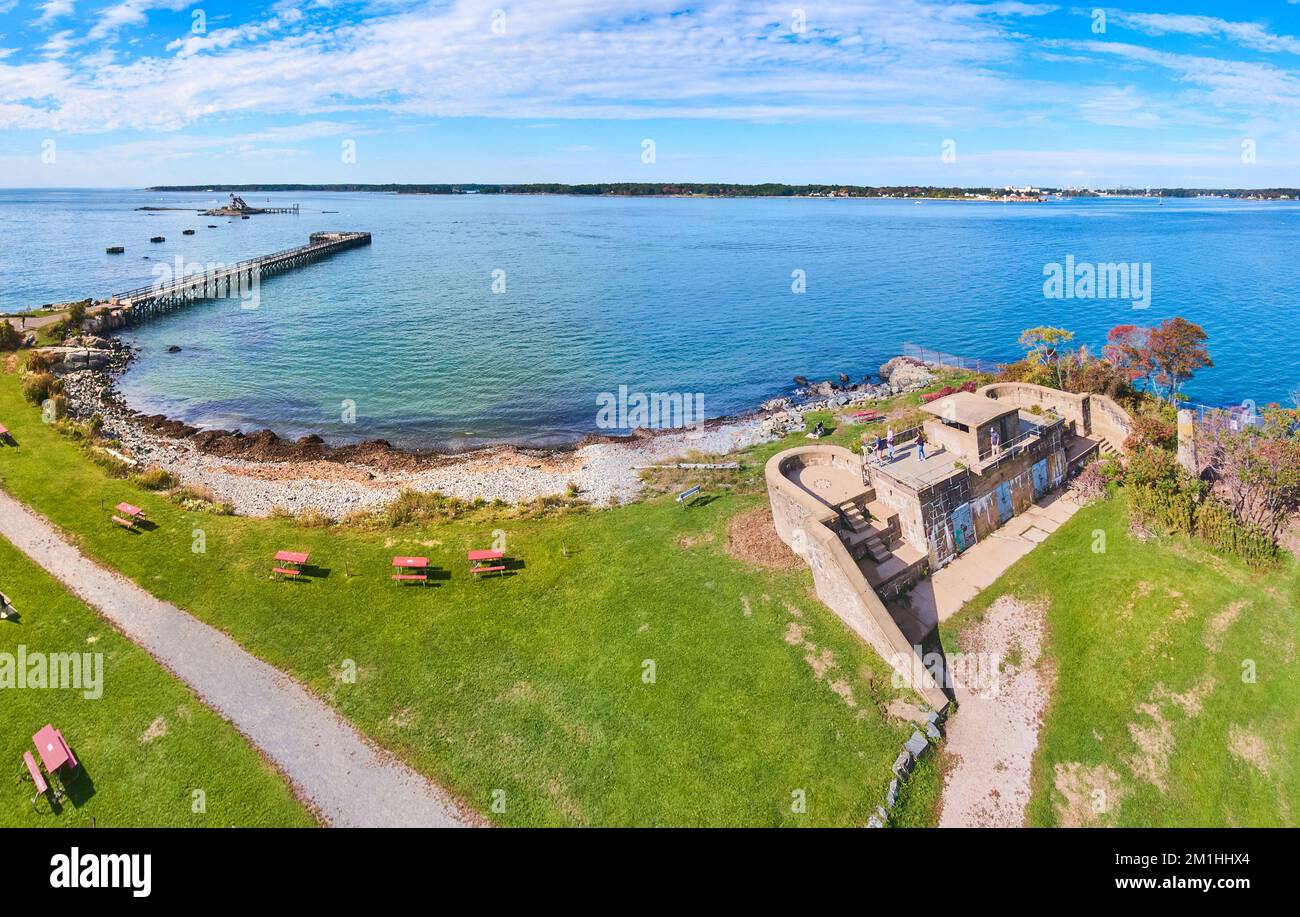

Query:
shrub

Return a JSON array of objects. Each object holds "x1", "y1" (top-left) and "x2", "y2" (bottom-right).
[
  {"x1": 997, "y1": 358, "x2": 1054, "y2": 388},
  {"x1": 20, "y1": 371, "x2": 58, "y2": 405},
  {"x1": 1124, "y1": 410, "x2": 1176, "y2": 452},
  {"x1": 1064, "y1": 357, "x2": 1134, "y2": 400},
  {"x1": 382, "y1": 489, "x2": 472, "y2": 527},
  {"x1": 1124, "y1": 446, "x2": 1180, "y2": 489},
  {"x1": 1072, "y1": 461, "x2": 1107, "y2": 503},
  {"x1": 132, "y1": 467, "x2": 178, "y2": 491},
  {"x1": 1193, "y1": 498, "x2": 1276, "y2": 567},
  {"x1": 0, "y1": 322, "x2": 20, "y2": 351},
  {"x1": 25, "y1": 350, "x2": 56, "y2": 373},
  {"x1": 170, "y1": 484, "x2": 234, "y2": 515},
  {"x1": 295, "y1": 508, "x2": 334, "y2": 528},
  {"x1": 1098, "y1": 454, "x2": 1124, "y2": 484},
  {"x1": 88, "y1": 450, "x2": 132, "y2": 479}
]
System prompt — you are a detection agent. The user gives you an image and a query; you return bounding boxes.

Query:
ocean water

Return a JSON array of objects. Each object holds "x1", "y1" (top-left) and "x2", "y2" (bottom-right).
[{"x1": 1, "y1": 188, "x2": 1295, "y2": 449}]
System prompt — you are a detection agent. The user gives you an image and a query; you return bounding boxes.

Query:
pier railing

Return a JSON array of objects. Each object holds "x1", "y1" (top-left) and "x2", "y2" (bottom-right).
[{"x1": 108, "y1": 231, "x2": 370, "y2": 320}]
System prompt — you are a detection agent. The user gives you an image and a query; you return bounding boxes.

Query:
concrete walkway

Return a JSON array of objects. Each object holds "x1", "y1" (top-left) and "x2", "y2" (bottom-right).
[
  {"x1": 895, "y1": 492, "x2": 1083, "y2": 636},
  {"x1": 0, "y1": 489, "x2": 478, "y2": 827}
]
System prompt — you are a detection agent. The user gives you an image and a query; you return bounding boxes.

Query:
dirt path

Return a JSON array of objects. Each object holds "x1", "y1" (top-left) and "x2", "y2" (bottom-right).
[
  {"x1": 937, "y1": 596, "x2": 1053, "y2": 827},
  {"x1": 2, "y1": 311, "x2": 65, "y2": 333},
  {"x1": 0, "y1": 488, "x2": 478, "y2": 827}
]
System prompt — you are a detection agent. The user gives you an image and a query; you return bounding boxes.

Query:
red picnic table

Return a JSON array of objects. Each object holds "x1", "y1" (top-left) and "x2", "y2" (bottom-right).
[
  {"x1": 111, "y1": 501, "x2": 146, "y2": 530},
  {"x1": 33, "y1": 724, "x2": 77, "y2": 775},
  {"x1": 0, "y1": 422, "x2": 11, "y2": 443},
  {"x1": 467, "y1": 549, "x2": 506, "y2": 577},
  {"x1": 392, "y1": 556, "x2": 429, "y2": 584},
  {"x1": 273, "y1": 550, "x2": 310, "y2": 579}
]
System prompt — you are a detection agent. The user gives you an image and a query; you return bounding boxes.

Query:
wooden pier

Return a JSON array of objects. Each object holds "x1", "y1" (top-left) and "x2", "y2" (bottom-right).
[{"x1": 108, "y1": 231, "x2": 371, "y2": 322}]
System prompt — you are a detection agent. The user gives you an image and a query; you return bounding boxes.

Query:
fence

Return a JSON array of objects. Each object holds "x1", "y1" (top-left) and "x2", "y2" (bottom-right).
[
  {"x1": 1180, "y1": 401, "x2": 1266, "y2": 431},
  {"x1": 900, "y1": 342, "x2": 1006, "y2": 376}
]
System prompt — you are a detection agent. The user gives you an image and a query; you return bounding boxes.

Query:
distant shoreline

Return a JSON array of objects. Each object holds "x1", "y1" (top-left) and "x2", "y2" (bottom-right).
[{"x1": 141, "y1": 183, "x2": 1300, "y2": 201}]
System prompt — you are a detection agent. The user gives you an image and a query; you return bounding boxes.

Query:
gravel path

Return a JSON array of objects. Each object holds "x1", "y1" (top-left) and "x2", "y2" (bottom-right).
[
  {"x1": 937, "y1": 596, "x2": 1052, "y2": 827},
  {"x1": 0, "y1": 488, "x2": 479, "y2": 827}
]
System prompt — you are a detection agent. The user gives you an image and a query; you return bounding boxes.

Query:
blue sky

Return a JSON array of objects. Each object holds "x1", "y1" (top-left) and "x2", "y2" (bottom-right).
[{"x1": 3, "y1": 0, "x2": 1300, "y2": 187}]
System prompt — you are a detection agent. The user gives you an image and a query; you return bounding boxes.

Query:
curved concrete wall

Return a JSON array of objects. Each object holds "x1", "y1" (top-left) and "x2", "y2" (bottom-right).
[
  {"x1": 977, "y1": 381, "x2": 1091, "y2": 431},
  {"x1": 1089, "y1": 392, "x2": 1134, "y2": 446},
  {"x1": 977, "y1": 380, "x2": 1134, "y2": 448},
  {"x1": 765, "y1": 445, "x2": 948, "y2": 710}
]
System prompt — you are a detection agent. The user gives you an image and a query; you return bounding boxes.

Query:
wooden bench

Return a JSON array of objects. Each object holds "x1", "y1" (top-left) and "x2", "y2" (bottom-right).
[
  {"x1": 111, "y1": 515, "x2": 136, "y2": 529},
  {"x1": 272, "y1": 567, "x2": 302, "y2": 578},
  {"x1": 22, "y1": 751, "x2": 48, "y2": 803},
  {"x1": 391, "y1": 573, "x2": 428, "y2": 583},
  {"x1": 470, "y1": 565, "x2": 505, "y2": 575},
  {"x1": 676, "y1": 485, "x2": 701, "y2": 504},
  {"x1": 852, "y1": 410, "x2": 881, "y2": 422}
]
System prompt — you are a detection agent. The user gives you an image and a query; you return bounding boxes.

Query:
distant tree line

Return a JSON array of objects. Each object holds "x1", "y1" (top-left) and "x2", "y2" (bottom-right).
[
  {"x1": 147, "y1": 182, "x2": 1004, "y2": 197},
  {"x1": 147, "y1": 183, "x2": 1300, "y2": 198}
]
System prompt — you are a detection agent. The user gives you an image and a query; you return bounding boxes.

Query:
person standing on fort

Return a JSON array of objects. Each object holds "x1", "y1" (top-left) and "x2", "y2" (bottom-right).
[
  {"x1": 886, "y1": 426, "x2": 895, "y2": 461},
  {"x1": 989, "y1": 426, "x2": 1001, "y2": 456},
  {"x1": 916, "y1": 428, "x2": 927, "y2": 461}
]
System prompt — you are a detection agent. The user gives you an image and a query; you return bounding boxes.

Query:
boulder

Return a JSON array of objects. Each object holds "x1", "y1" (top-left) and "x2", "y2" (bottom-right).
[
  {"x1": 879, "y1": 355, "x2": 936, "y2": 392},
  {"x1": 885, "y1": 778, "x2": 899, "y2": 808},
  {"x1": 892, "y1": 750, "x2": 913, "y2": 779},
  {"x1": 904, "y1": 730, "x2": 929, "y2": 760}
]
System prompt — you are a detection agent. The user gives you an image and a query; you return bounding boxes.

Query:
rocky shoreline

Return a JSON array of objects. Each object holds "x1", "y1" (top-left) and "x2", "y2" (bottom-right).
[{"x1": 49, "y1": 336, "x2": 939, "y2": 517}]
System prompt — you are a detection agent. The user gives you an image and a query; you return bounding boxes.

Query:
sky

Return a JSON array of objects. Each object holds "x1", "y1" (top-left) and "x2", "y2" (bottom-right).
[{"x1": 3, "y1": 0, "x2": 1300, "y2": 187}]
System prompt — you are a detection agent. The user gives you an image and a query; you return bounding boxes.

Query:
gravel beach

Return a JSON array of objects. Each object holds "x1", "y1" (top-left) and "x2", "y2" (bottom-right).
[{"x1": 52, "y1": 340, "x2": 931, "y2": 518}]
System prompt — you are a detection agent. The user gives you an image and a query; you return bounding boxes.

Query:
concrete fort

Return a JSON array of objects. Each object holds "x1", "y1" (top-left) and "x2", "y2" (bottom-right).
[{"x1": 765, "y1": 381, "x2": 1133, "y2": 707}]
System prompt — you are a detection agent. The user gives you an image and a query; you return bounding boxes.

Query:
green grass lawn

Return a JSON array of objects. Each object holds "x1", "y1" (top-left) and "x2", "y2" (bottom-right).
[
  {"x1": 0, "y1": 532, "x2": 315, "y2": 827},
  {"x1": 0, "y1": 368, "x2": 938, "y2": 826},
  {"x1": 945, "y1": 493, "x2": 1299, "y2": 827}
]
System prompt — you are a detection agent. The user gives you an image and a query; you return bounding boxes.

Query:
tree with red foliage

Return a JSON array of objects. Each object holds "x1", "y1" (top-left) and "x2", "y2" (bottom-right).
[
  {"x1": 1103, "y1": 324, "x2": 1156, "y2": 391},
  {"x1": 1104, "y1": 318, "x2": 1211, "y2": 404},
  {"x1": 1149, "y1": 317, "x2": 1212, "y2": 404}
]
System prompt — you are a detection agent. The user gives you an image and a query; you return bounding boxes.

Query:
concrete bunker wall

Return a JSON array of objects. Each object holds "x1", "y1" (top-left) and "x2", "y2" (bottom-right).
[
  {"x1": 978, "y1": 382, "x2": 1091, "y2": 433},
  {"x1": 766, "y1": 446, "x2": 948, "y2": 710}
]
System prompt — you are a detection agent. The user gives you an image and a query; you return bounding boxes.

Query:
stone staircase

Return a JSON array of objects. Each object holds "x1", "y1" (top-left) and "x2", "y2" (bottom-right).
[{"x1": 838, "y1": 499, "x2": 893, "y2": 563}]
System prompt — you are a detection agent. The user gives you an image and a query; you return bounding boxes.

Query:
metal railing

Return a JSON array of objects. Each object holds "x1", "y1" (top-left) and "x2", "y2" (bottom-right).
[{"x1": 111, "y1": 233, "x2": 369, "y2": 302}]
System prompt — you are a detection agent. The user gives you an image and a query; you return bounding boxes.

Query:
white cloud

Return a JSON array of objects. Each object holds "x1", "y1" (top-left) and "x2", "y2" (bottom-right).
[
  {"x1": 87, "y1": 0, "x2": 198, "y2": 42},
  {"x1": 0, "y1": 0, "x2": 1062, "y2": 133},
  {"x1": 166, "y1": 7, "x2": 304, "y2": 58},
  {"x1": 35, "y1": 0, "x2": 75, "y2": 24},
  {"x1": 1105, "y1": 10, "x2": 1300, "y2": 56}
]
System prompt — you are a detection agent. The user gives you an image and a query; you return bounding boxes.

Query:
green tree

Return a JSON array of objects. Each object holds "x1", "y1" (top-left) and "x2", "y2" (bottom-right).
[{"x1": 1018, "y1": 326, "x2": 1075, "y2": 389}]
